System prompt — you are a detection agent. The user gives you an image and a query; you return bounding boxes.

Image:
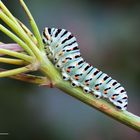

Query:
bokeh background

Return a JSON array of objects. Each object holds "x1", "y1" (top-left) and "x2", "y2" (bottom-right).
[{"x1": 0, "y1": 0, "x2": 140, "y2": 139}]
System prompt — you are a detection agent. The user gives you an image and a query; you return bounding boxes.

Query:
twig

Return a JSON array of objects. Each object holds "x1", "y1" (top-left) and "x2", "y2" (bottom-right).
[
  {"x1": 0, "y1": 1, "x2": 37, "y2": 46},
  {"x1": 0, "y1": 24, "x2": 34, "y2": 56},
  {"x1": 16, "y1": 18, "x2": 38, "y2": 45},
  {"x1": 0, "y1": 68, "x2": 50, "y2": 85},
  {"x1": 0, "y1": 10, "x2": 41, "y2": 60},
  {"x1": 19, "y1": 0, "x2": 44, "y2": 51},
  {"x1": 0, "y1": 57, "x2": 27, "y2": 65},
  {"x1": 0, "y1": 43, "x2": 23, "y2": 56},
  {"x1": 0, "y1": 48, "x2": 33, "y2": 62},
  {"x1": 0, "y1": 65, "x2": 31, "y2": 77},
  {"x1": 40, "y1": 64, "x2": 140, "y2": 132},
  {"x1": 57, "y1": 79, "x2": 140, "y2": 131}
]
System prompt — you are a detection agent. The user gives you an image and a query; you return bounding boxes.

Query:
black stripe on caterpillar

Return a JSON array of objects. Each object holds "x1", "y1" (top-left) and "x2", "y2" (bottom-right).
[{"x1": 42, "y1": 27, "x2": 128, "y2": 110}]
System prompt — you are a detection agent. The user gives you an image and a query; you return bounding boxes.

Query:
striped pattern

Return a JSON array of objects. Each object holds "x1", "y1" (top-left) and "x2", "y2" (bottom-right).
[{"x1": 42, "y1": 27, "x2": 128, "y2": 110}]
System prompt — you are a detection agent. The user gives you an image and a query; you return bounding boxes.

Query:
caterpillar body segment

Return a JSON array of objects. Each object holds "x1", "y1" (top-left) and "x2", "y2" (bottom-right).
[{"x1": 42, "y1": 27, "x2": 128, "y2": 110}]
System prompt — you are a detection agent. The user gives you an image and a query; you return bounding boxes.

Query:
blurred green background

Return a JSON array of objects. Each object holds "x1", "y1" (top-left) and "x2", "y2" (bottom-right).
[{"x1": 0, "y1": 0, "x2": 140, "y2": 139}]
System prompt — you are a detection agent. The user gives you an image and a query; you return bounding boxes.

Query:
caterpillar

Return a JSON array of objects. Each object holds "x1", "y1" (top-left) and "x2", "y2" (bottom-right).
[{"x1": 42, "y1": 27, "x2": 128, "y2": 110}]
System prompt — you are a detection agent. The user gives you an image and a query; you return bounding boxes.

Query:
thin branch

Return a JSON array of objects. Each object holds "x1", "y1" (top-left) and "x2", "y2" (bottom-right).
[
  {"x1": 0, "y1": 1, "x2": 21, "y2": 25},
  {"x1": 57, "y1": 81, "x2": 140, "y2": 131},
  {"x1": 0, "y1": 57, "x2": 27, "y2": 65},
  {"x1": 0, "y1": 48, "x2": 33, "y2": 62},
  {"x1": 0, "y1": 1, "x2": 37, "y2": 45},
  {"x1": 0, "y1": 24, "x2": 34, "y2": 56},
  {"x1": 0, "y1": 10, "x2": 42, "y2": 60},
  {"x1": 19, "y1": 0, "x2": 44, "y2": 51},
  {"x1": 0, "y1": 68, "x2": 50, "y2": 85},
  {"x1": 16, "y1": 18, "x2": 38, "y2": 45},
  {"x1": 0, "y1": 65, "x2": 31, "y2": 77},
  {"x1": 40, "y1": 60, "x2": 140, "y2": 132},
  {"x1": 0, "y1": 43, "x2": 23, "y2": 56},
  {"x1": 11, "y1": 74, "x2": 50, "y2": 85}
]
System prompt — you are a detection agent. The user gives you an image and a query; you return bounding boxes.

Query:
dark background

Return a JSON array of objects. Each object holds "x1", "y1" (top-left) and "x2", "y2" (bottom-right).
[{"x1": 0, "y1": 0, "x2": 140, "y2": 139}]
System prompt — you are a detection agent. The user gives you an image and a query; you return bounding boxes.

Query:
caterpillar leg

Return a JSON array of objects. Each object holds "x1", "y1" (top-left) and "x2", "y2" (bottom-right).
[
  {"x1": 71, "y1": 79, "x2": 80, "y2": 87},
  {"x1": 92, "y1": 90, "x2": 102, "y2": 98},
  {"x1": 83, "y1": 86, "x2": 91, "y2": 93},
  {"x1": 62, "y1": 72, "x2": 69, "y2": 80},
  {"x1": 62, "y1": 71, "x2": 80, "y2": 87}
]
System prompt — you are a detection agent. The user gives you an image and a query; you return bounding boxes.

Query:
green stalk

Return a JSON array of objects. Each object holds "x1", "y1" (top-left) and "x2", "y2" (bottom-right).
[
  {"x1": 0, "y1": 24, "x2": 34, "y2": 56},
  {"x1": 57, "y1": 81, "x2": 140, "y2": 131},
  {"x1": 16, "y1": 19, "x2": 38, "y2": 45},
  {"x1": 0, "y1": 57, "x2": 27, "y2": 65},
  {"x1": 0, "y1": 48, "x2": 33, "y2": 62},
  {"x1": 40, "y1": 62, "x2": 140, "y2": 132},
  {"x1": 11, "y1": 73, "x2": 50, "y2": 85},
  {"x1": 19, "y1": 0, "x2": 44, "y2": 51},
  {"x1": 0, "y1": 1, "x2": 37, "y2": 45},
  {"x1": 0, "y1": 1, "x2": 20, "y2": 25},
  {"x1": 0, "y1": 65, "x2": 31, "y2": 77},
  {"x1": 0, "y1": 11, "x2": 42, "y2": 61},
  {"x1": 0, "y1": 68, "x2": 50, "y2": 85}
]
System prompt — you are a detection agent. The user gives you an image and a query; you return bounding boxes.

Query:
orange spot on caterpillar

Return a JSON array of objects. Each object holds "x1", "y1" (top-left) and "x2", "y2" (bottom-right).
[
  {"x1": 75, "y1": 76, "x2": 79, "y2": 80},
  {"x1": 111, "y1": 96, "x2": 115, "y2": 100},
  {"x1": 67, "y1": 68, "x2": 71, "y2": 73},
  {"x1": 95, "y1": 86, "x2": 99, "y2": 90},
  {"x1": 104, "y1": 91, "x2": 107, "y2": 94}
]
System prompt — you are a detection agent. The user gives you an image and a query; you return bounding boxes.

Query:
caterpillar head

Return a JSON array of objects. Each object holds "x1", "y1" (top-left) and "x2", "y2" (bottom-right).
[
  {"x1": 42, "y1": 27, "x2": 51, "y2": 43},
  {"x1": 42, "y1": 28, "x2": 52, "y2": 53}
]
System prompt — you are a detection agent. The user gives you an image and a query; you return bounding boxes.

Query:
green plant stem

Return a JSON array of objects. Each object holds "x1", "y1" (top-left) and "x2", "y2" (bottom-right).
[
  {"x1": 0, "y1": 48, "x2": 33, "y2": 62},
  {"x1": 0, "y1": 68, "x2": 50, "y2": 85},
  {"x1": 57, "y1": 81, "x2": 140, "y2": 131},
  {"x1": 10, "y1": 73, "x2": 50, "y2": 85},
  {"x1": 19, "y1": 0, "x2": 44, "y2": 51},
  {"x1": 0, "y1": 11, "x2": 42, "y2": 60},
  {"x1": 0, "y1": 1, "x2": 20, "y2": 25},
  {"x1": 0, "y1": 1, "x2": 37, "y2": 45},
  {"x1": 0, "y1": 24, "x2": 34, "y2": 56},
  {"x1": 16, "y1": 19, "x2": 38, "y2": 45},
  {"x1": 40, "y1": 58, "x2": 140, "y2": 132},
  {"x1": 0, "y1": 57, "x2": 27, "y2": 65},
  {"x1": 0, "y1": 65, "x2": 31, "y2": 77}
]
